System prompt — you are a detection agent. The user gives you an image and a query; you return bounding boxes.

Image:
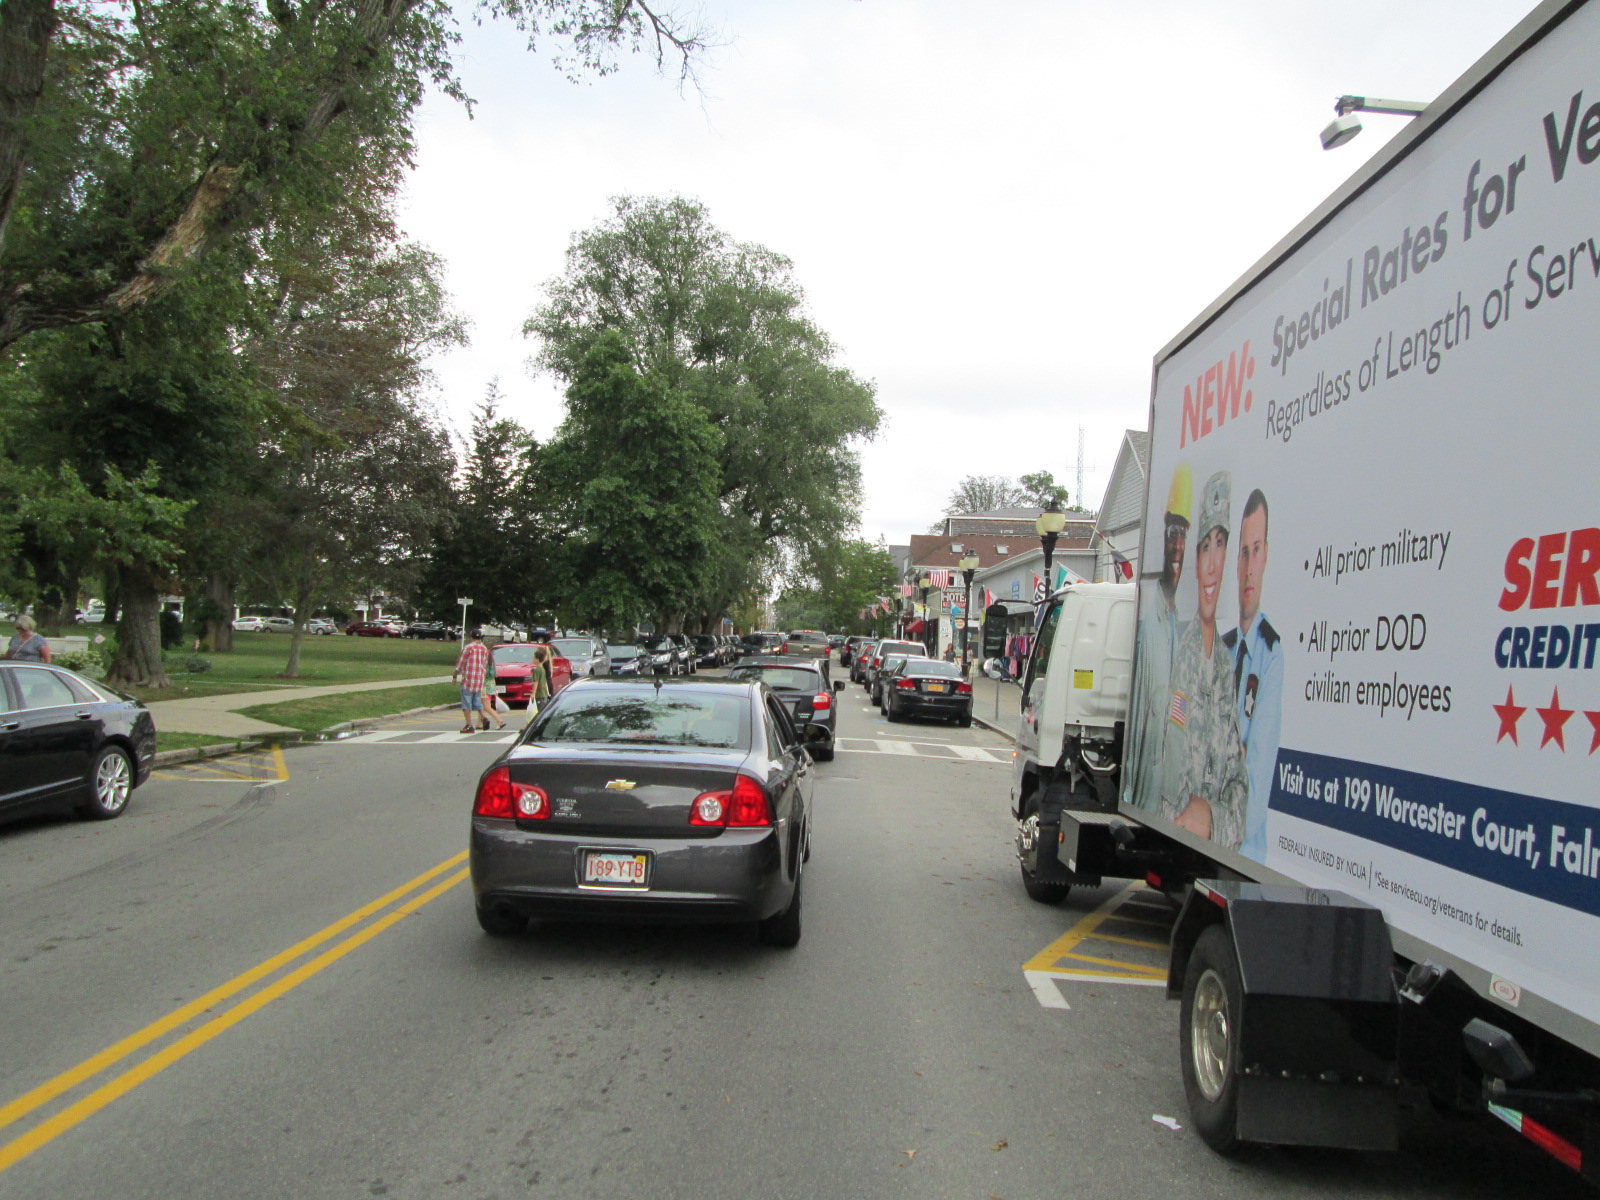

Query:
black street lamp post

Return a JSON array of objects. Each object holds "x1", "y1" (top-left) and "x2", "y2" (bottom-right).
[
  {"x1": 1035, "y1": 501, "x2": 1067, "y2": 604},
  {"x1": 959, "y1": 553, "x2": 979, "y2": 675}
]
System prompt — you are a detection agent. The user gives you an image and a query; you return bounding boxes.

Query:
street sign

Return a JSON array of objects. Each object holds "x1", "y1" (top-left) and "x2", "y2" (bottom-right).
[{"x1": 456, "y1": 597, "x2": 473, "y2": 606}]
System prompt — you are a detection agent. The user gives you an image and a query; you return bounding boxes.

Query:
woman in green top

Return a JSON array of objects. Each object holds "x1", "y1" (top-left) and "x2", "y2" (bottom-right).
[
  {"x1": 526, "y1": 643, "x2": 553, "y2": 722},
  {"x1": 480, "y1": 651, "x2": 507, "y2": 731}
]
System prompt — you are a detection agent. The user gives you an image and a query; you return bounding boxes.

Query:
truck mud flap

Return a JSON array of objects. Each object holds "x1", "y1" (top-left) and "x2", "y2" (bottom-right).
[{"x1": 1174, "y1": 880, "x2": 1401, "y2": 1151}]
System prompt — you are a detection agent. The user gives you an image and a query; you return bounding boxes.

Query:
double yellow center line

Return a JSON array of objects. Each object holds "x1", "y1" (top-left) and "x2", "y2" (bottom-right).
[{"x1": 0, "y1": 851, "x2": 470, "y2": 1174}]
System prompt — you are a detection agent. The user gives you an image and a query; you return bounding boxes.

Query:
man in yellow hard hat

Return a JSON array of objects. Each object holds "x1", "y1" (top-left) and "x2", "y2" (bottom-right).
[{"x1": 1126, "y1": 464, "x2": 1193, "y2": 815}]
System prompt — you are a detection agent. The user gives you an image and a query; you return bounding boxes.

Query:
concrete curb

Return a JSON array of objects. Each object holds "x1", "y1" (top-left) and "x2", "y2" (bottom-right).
[
  {"x1": 972, "y1": 713, "x2": 1017, "y2": 743},
  {"x1": 152, "y1": 702, "x2": 460, "y2": 765}
]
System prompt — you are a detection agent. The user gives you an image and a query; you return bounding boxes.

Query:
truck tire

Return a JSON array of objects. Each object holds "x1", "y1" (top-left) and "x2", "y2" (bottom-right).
[
  {"x1": 1180, "y1": 923, "x2": 1244, "y2": 1154},
  {"x1": 1017, "y1": 802, "x2": 1071, "y2": 904}
]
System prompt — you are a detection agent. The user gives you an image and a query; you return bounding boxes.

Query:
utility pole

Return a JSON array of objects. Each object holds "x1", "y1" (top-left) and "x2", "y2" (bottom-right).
[{"x1": 1076, "y1": 425, "x2": 1085, "y2": 511}]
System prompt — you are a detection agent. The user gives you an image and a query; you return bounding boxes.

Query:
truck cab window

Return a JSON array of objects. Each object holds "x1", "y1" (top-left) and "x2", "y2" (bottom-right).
[{"x1": 1022, "y1": 601, "x2": 1062, "y2": 702}]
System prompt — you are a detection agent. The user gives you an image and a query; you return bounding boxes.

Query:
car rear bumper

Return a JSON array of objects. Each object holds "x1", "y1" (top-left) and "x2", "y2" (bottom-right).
[
  {"x1": 471, "y1": 820, "x2": 792, "y2": 922},
  {"x1": 893, "y1": 693, "x2": 972, "y2": 715}
]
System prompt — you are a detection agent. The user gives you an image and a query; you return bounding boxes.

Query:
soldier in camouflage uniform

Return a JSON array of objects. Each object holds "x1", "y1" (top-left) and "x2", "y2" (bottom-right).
[{"x1": 1163, "y1": 471, "x2": 1247, "y2": 848}]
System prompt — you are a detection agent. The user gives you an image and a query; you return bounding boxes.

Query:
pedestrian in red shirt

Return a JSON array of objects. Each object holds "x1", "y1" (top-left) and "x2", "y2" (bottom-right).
[{"x1": 453, "y1": 628, "x2": 492, "y2": 733}]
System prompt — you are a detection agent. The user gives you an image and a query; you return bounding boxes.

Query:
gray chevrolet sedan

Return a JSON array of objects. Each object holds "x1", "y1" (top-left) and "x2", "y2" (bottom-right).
[{"x1": 470, "y1": 678, "x2": 817, "y2": 946}]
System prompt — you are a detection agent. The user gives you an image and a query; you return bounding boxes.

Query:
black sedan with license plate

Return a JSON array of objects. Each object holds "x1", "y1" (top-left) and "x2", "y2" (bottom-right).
[
  {"x1": 881, "y1": 657, "x2": 973, "y2": 726},
  {"x1": 469, "y1": 678, "x2": 819, "y2": 946},
  {"x1": 727, "y1": 658, "x2": 840, "y2": 761}
]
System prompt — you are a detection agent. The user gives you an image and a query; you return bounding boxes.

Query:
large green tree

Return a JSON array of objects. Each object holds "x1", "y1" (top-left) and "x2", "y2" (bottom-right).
[
  {"x1": 526, "y1": 195, "x2": 881, "y2": 628},
  {"x1": 0, "y1": 0, "x2": 707, "y2": 351},
  {"x1": 242, "y1": 227, "x2": 464, "y2": 676},
  {"x1": 416, "y1": 386, "x2": 563, "y2": 632},
  {"x1": 538, "y1": 330, "x2": 721, "y2": 632}
]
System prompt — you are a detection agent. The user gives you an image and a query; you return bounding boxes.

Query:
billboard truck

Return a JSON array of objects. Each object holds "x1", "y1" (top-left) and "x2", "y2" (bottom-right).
[{"x1": 1007, "y1": 0, "x2": 1600, "y2": 1179}]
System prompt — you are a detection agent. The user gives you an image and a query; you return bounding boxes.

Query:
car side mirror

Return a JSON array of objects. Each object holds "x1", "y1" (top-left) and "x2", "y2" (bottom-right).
[
  {"x1": 983, "y1": 658, "x2": 1005, "y2": 680},
  {"x1": 832, "y1": 680, "x2": 843, "y2": 692}
]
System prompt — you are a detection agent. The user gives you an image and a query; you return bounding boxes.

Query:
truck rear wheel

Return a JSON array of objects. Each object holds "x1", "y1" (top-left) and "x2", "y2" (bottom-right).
[
  {"x1": 1180, "y1": 924, "x2": 1244, "y2": 1154},
  {"x1": 1016, "y1": 805, "x2": 1071, "y2": 904}
]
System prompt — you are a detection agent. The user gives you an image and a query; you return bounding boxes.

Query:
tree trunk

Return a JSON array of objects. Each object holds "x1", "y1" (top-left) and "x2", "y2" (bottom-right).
[
  {"x1": 0, "y1": 0, "x2": 57, "y2": 261},
  {"x1": 203, "y1": 571, "x2": 234, "y2": 653},
  {"x1": 107, "y1": 577, "x2": 170, "y2": 688},
  {"x1": 102, "y1": 576, "x2": 120, "y2": 626},
  {"x1": 284, "y1": 622, "x2": 305, "y2": 677}
]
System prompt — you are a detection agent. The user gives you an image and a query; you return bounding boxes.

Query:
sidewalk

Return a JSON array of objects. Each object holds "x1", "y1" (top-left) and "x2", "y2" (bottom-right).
[
  {"x1": 967, "y1": 671, "x2": 1023, "y2": 741},
  {"x1": 145, "y1": 675, "x2": 454, "y2": 737}
]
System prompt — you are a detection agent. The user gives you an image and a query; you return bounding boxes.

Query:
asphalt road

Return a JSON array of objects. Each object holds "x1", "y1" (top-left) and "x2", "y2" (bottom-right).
[{"x1": 0, "y1": 670, "x2": 1588, "y2": 1199}]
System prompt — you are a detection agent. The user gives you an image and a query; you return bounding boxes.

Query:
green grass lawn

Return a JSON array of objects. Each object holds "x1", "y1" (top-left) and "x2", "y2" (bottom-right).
[
  {"x1": 0, "y1": 624, "x2": 462, "y2": 703},
  {"x1": 235, "y1": 682, "x2": 461, "y2": 732},
  {"x1": 155, "y1": 731, "x2": 248, "y2": 754}
]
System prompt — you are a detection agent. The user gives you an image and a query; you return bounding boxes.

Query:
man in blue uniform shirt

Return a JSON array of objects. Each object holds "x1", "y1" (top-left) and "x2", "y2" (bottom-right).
[{"x1": 1222, "y1": 488, "x2": 1282, "y2": 859}]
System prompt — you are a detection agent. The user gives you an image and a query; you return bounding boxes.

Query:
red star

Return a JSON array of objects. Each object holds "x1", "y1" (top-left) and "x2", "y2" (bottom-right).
[
  {"x1": 1536, "y1": 688, "x2": 1574, "y2": 750},
  {"x1": 1493, "y1": 686, "x2": 1527, "y2": 744},
  {"x1": 1585, "y1": 710, "x2": 1600, "y2": 755}
]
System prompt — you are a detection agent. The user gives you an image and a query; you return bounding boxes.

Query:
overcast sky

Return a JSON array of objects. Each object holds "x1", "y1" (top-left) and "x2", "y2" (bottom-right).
[{"x1": 397, "y1": 0, "x2": 1538, "y2": 548}]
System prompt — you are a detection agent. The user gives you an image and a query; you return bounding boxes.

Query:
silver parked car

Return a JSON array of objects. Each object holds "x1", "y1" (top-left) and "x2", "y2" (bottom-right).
[
  {"x1": 469, "y1": 678, "x2": 818, "y2": 945},
  {"x1": 551, "y1": 636, "x2": 610, "y2": 678}
]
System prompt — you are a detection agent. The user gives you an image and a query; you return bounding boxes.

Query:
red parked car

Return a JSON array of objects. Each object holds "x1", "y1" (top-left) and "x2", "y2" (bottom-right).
[
  {"x1": 345, "y1": 621, "x2": 403, "y2": 638},
  {"x1": 490, "y1": 643, "x2": 571, "y2": 708}
]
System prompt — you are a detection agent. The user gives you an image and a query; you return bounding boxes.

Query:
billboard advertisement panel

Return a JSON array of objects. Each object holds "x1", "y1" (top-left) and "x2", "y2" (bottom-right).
[{"x1": 1126, "y1": 2, "x2": 1600, "y2": 1031}]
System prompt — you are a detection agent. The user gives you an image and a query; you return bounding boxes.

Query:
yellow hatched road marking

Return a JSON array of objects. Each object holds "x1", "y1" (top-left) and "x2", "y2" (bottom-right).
[
  {"x1": 152, "y1": 745, "x2": 288, "y2": 784},
  {"x1": 1057, "y1": 951, "x2": 1167, "y2": 975},
  {"x1": 1021, "y1": 881, "x2": 1143, "y2": 973},
  {"x1": 0, "y1": 851, "x2": 467, "y2": 1173},
  {"x1": 1088, "y1": 932, "x2": 1168, "y2": 950}
]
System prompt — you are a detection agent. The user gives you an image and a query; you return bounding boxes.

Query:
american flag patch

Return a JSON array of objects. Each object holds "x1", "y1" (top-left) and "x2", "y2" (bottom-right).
[{"x1": 1168, "y1": 690, "x2": 1187, "y2": 726}]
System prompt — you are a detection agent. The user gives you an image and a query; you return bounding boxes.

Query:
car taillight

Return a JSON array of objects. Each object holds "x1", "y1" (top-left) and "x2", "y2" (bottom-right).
[
  {"x1": 956, "y1": 682, "x2": 973, "y2": 694},
  {"x1": 474, "y1": 766, "x2": 513, "y2": 817},
  {"x1": 811, "y1": 691, "x2": 831, "y2": 710},
  {"x1": 895, "y1": 678, "x2": 916, "y2": 690},
  {"x1": 473, "y1": 766, "x2": 549, "y2": 819},
  {"x1": 687, "y1": 775, "x2": 772, "y2": 828}
]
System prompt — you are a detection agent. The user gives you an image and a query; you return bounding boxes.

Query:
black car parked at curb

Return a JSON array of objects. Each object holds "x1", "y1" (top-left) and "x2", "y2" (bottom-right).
[
  {"x1": 1, "y1": 662, "x2": 156, "y2": 823},
  {"x1": 880, "y1": 657, "x2": 973, "y2": 726},
  {"x1": 469, "y1": 678, "x2": 822, "y2": 946}
]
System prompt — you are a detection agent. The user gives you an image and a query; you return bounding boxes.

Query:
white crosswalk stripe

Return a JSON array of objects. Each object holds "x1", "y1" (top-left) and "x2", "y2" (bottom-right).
[
  {"x1": 328, "y1": 728, "x2": 1010, "y2": 761},
  {"x1": 339, "y1": 729, "x2": 519, "y2": 746},
  {"x1": 833, "y1": 737, "x2": 1010, "y2": 764}
]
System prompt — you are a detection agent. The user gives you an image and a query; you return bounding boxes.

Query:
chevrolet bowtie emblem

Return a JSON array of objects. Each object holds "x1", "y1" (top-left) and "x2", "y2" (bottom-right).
[{"x1": 605, "y1": 779, "x2": 637, "y2": 791}]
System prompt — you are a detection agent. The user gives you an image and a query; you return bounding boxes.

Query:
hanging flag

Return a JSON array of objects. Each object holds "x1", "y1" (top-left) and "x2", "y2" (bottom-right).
[
  {"x1": 983, "y1": 587, "x2": 995, "y2": 609},
  {"x1": 1032, "y1": 574, "x2": 1047, "y2": 604},
  {"x1": 927, "y1": 569, "x2": 953, "y2": 587},
  {"x1": 1104, "y1": 539, "x2": 1135, "y2": 581},
  {"x1": 1056, "y1": 564, "x2": 1087, "y2": 588},
  {"x1": 899, "y1": 583, "x2": 914, "y2": 597}
]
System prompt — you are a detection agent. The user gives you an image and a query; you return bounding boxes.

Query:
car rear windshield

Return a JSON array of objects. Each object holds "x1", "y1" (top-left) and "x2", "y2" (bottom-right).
[
  {"x1": 877, "y1": 641, "x2": 926, "y2": 657},
  {"x1": 903, "y1": 660, "x2": 962, "y2": 678},
  {"x1": 552, "y1": 639, "x2": 593, "y2": 657},
  {"x1": 608, "y1": 644, "x2": 640, "y2": 656},
  {"x1": 786, "y1": 631, "x2": 826, "y2": 643},
  {"x1": 728, "y1": 665, "x2": 823, "y2": 691},
  {"x1": 493, "y1": 645, "x2": 537, "y2": 664},
  {"x1": 531, "y1": 691, "x2": 750, "y2": 748}
]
